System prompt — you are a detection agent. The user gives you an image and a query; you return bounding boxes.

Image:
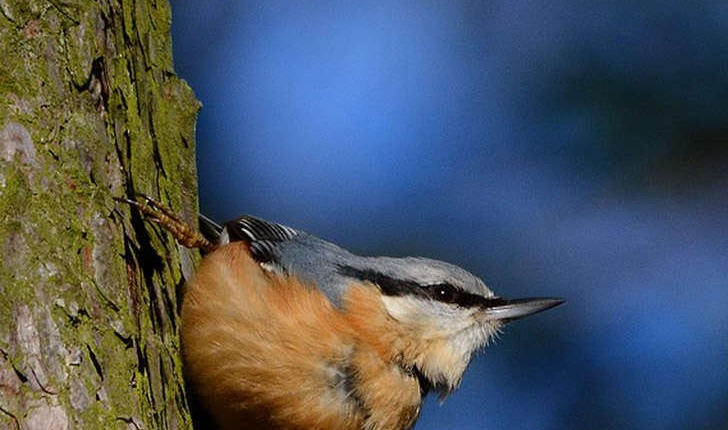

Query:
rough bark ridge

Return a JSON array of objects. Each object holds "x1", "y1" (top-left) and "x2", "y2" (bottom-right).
[{"x1": 0, "y1": 0, "x2": 200, "y2": 428}]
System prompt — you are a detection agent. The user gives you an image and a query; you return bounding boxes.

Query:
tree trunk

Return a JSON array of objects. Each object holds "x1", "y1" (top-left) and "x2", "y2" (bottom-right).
[{"x1": 0, "y1": 0, "x2": 199, "y2": 429}]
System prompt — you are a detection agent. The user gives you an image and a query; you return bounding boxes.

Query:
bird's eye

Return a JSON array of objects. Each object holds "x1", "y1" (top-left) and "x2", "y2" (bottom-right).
[{"x1": 428, "y1": 283, "x2": 458, "y2": 304}]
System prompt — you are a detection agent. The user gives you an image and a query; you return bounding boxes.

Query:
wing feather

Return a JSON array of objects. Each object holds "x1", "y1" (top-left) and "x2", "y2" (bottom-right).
[{"x1": 223, "y1": 215, "x2": 299, "y2": 264}]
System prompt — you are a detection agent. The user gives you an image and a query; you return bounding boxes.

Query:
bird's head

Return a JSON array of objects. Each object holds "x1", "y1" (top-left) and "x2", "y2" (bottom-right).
[{"x1": 338, "y1": 257, "x2": 564, "y2": 397}]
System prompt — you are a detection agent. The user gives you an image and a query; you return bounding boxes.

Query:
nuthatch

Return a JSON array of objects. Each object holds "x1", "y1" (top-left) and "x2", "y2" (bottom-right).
[{"x1": 121, "y1": 196, "x2": 564, "y2": 430}]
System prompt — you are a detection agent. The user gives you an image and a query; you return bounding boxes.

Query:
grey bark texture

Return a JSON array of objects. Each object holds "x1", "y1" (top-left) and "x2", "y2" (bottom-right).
[{"x1": 0, "y1": 0, "x2": 200, "y2": 429}]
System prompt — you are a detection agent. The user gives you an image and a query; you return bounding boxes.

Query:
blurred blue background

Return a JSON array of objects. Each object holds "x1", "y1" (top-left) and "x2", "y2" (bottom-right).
[{"x1": 168, "y1": 1, "x2": 728, "y2": 429}]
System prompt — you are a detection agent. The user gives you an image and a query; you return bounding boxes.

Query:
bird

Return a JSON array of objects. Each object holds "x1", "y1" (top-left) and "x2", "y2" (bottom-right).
[{"x1": 120, "y1": 196, "x2": 564, "y2": 430}]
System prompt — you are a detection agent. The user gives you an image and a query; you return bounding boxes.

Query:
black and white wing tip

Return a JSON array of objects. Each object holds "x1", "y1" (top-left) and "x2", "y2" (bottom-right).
[{"x1": 222, "y1": 215, "x2": 299, "y2": 264}]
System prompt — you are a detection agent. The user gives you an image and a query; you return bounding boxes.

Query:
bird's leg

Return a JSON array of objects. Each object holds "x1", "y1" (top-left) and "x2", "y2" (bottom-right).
[{"x1": 116, "y1": 194, "x2": 217, "y2": 253}]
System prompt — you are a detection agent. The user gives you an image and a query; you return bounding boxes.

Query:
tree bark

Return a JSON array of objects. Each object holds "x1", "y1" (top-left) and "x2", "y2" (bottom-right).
[{"x1": 0, "y1": 0, "x2": 199, "y2": 429}]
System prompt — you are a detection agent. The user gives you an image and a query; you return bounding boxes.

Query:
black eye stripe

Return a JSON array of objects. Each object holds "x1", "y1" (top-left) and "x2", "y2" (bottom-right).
[
  {"x1": 336, "y1": 265, "x2": 490, "y2": 308},
  {"x1": 422, "y1": 283, "x2": 491, "y2": 307},
  {"x1": 423, "y1": 284, "x2": 457, "y2": 303},
  {"x1": 336, "y1": 266, "x2": 421, "y2": 296}
]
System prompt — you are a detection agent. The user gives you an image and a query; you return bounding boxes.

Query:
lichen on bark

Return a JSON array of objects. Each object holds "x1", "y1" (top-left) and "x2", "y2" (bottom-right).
[{"x1": 0, "y1": 0, "x2": 200, "y2": 428}]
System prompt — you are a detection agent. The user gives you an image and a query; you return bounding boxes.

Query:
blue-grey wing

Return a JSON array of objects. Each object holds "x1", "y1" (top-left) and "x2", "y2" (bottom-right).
[{"x1": 219, "y1": 215, "x2": 360, "y2": 307}]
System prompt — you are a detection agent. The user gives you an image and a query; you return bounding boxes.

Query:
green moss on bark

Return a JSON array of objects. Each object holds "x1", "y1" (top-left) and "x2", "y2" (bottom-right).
[{"x1": 0, "y1": 0, "x2": 199, "y2": 428}]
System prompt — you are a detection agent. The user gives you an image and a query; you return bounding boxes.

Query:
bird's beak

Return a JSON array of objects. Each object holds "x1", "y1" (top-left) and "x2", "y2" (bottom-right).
[{"x1": 480, "y1": 297, "x2": 565, "y2": 322}]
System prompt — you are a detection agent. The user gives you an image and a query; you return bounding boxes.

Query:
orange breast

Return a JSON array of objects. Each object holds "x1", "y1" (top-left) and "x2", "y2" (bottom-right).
[{"x1": 181, "y1": 243, "x2": 421, "y2": 430}]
